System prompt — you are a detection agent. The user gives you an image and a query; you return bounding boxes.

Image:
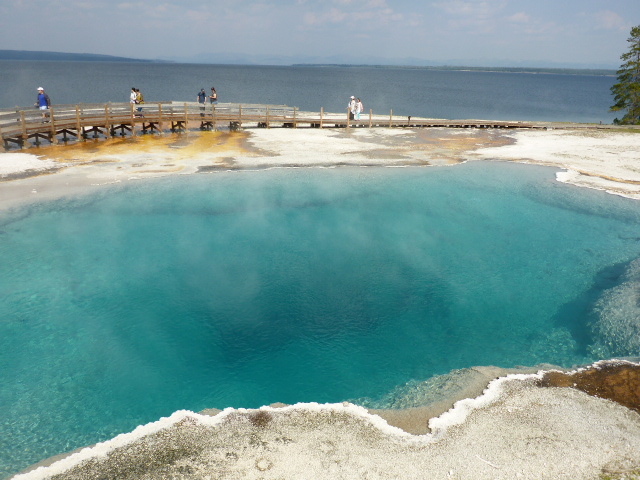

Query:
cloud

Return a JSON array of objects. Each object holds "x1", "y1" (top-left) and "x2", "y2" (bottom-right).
[
  {"x1": 507, "y1": 12, "x2": 530, "y2": 24},
  {"x1": 304, "y1": 7, "x2": 348, "y2": 25},
  {"x1": 431, "y1": 0, "x2": 509, "y2": 34},
  {"x1": 185, "y1": 8, "x2": 213, "y2": 22},
  {"x1": 70, "y1": 1, "x2": 98, "y2": 9},
  {"x1": 301, "y1": 0, "x2": 402, "y2": 30},
  {"x1": 433, "y1": 0, "x2": 507, "y2": 19},
  {"x1": 503, "y1": 11, "x2": 558, "y2": 37},
  {"x1": 592, "y1": 10, "x2": 628, "y2": 31}
]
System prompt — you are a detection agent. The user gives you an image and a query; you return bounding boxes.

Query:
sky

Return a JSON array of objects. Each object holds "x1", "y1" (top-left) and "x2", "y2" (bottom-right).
[{"x1": 1, "y1": 0, "x2": 638, "y2": 67}]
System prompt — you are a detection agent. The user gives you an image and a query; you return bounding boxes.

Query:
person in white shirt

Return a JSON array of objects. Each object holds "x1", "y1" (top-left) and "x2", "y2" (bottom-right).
[{"x1": 348, "y1": 96, "x2": 356, "y2": 120}]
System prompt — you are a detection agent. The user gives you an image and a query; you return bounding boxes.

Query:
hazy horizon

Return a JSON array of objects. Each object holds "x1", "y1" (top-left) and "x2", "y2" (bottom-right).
[
  {"x1": 0, "y1": 49, "x2": 620, "y2": 71},
  {"x1": 0, "y1": 1, "x2": 636, "y2": 70}
]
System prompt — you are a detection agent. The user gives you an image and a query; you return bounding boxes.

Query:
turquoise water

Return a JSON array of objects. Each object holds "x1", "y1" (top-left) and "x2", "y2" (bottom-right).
[{"x1": 2, "y1": 162, "x2": 640, "y2": 477}]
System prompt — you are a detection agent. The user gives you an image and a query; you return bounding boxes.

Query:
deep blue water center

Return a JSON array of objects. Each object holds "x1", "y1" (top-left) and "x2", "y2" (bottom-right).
[{"x1": 2, "y1": 162, "x2": 640, "y2": 476}]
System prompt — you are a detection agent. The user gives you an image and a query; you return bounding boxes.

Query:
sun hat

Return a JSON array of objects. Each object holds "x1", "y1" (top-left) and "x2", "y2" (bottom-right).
[
  {"x1": 37, "y1": 87, "x2": 44, "y2": 91},
  {"x1": 350, "y1": 95, "x2": 355, "y2": 99}
]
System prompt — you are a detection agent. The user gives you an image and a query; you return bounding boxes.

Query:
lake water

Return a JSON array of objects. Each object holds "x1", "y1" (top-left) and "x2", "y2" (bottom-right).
[
  {"x1": 0, "y1": 62, "x2": 634, "y2": 477},
  {"x1": 0, "y1": 61, "x2": 617, "y2": 123}
]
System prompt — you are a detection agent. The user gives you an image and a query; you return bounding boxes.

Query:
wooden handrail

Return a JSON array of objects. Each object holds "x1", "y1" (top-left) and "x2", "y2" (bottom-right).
[{"x1": 1, "y1": 101, "x2": 542, "y2": 151}]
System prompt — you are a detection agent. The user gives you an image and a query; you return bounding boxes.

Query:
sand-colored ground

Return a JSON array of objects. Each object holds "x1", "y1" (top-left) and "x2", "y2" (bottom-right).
[{"x1": 3, "y1": 127, "x2": 640, "y2": 479}]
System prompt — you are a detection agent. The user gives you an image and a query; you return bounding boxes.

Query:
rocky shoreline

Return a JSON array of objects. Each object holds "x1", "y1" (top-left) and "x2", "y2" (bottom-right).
[{"x1": 12, "y1": 360, "x2": 640, "y2": 480}]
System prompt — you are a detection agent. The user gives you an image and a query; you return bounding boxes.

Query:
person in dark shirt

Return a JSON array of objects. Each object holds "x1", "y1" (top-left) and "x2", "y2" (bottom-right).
[
  {"x1": 197, "y1": 88, "x2": 207, "y2": 105},
  {"x1": 196, "y1": 88, "x2": 207, "y2": 123}
]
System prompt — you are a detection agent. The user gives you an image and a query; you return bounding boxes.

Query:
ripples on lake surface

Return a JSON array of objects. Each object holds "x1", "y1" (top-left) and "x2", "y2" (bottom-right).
[{"x1": 2, "y1": 162, "x2": 640, "y2": 476}]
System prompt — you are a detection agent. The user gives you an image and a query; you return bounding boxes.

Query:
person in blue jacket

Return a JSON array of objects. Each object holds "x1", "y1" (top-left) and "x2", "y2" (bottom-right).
[{"x1": 35, "y1": 87, "x2": 51, "y2": 121}]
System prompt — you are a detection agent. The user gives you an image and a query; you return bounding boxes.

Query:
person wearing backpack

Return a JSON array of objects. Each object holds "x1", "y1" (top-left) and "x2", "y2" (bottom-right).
[{"x1": 135, "y1": 88, "x2": 145, "y2": 114}]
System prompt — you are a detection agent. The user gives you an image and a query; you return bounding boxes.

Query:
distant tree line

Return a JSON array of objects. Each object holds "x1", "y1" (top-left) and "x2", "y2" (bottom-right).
[
  {"x1": 611, "y1": 26, "x2": 640, "y2": 125},
  {"x1": 0, "y1": 50, "x2": 159, "y2": 63}
]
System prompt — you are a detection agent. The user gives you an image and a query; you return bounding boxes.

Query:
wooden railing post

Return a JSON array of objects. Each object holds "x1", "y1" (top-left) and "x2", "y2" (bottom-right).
[
  {"x1": 20, "y1": 110, "x2": 28, "y2": 147},
  {"x1": 184, "y1": 103, "x2": 189, "y2": 133},
  {"x1": 131, "y1": 102, "x2": 138, "y2": 137},
  {"x1": 238, "y1": 104, "x2": 242, "y2": 128},
  {"x1": 320, "y1": 107, "x2": 324, "y2": 128},
  {"x1": 49, "y1": 106, "x2": 57, "y2": 142},
  {"x1": 266, "y1": 106, "x2": 270, "y2": 128},
  {"x1": 75, "y1": 105, "x2": 85, "y2": 141},
  {"x1": 346, "y1": 107, "x2": 350, "y2": 129},
  {"x1": 104, "y1": 104, "x2": 111, "y2": 137},
  {"x1": 389, "y1": 109, "x2": 393, "y2": 128}
]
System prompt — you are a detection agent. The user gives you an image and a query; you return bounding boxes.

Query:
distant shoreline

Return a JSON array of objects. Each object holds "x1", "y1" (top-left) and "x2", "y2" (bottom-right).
[
  {"x1": 0, "y1": 50, "x2": 615, "y2": 75},
  {"x1": 0, "y1": 50, "x2": 168, "y2": 63},
  {"x1": 292, "y1": 64, "x2": 617, "y2": 77}
]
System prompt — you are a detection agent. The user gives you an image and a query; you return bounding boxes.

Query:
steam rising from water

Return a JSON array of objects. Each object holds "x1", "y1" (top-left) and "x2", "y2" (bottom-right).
[{"x1": 2, "y1": 161, "x2": 640, "y2": 477}]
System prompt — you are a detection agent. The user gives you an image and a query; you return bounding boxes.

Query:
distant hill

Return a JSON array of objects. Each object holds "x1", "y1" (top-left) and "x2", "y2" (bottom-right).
[
  {"x1": 160, "y1": 51, "x2": 618, "y2": 71},
  {"x1": 0, "y1": 50, "x2": 165, "y2": 62},
  {"x1": 1, "y1": 50, "x2": 615, "y2": 74}
]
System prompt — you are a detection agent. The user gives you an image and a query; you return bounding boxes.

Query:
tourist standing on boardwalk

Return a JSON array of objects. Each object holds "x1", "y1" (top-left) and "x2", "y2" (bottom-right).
[
  {"x1": 35, "y1": 87, "x2": 51, "y2": 121},
  {"x1": 135, "y1": 88, "x2": 144, "y2": 114},
  {"x1": 348, "y1": 96, "x2": 356, "y2": 120},
  {"x1": 130, "y1": 87, "x2": 137, "y2": 105},
  {"x1": 197, "y1": 88, "x2": 207, "y2": 119},
  {"x1": 356, "y1": 98, "x2": 363, "y2": 120},
  {"x1": 209, "y1": 87, "x2": 217, "y2": 104},
  {"x1": 196, "y1": 88, "x2": 208, "y2": 128},
  {"x1": 197, "y1": 89, "x2": 207, "y2": 105}
]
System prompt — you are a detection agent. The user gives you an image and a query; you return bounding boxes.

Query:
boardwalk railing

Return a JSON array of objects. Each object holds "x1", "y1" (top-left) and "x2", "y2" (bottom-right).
[{"x1": 1, "y1": 102, "x2": 539, "y2": 151}]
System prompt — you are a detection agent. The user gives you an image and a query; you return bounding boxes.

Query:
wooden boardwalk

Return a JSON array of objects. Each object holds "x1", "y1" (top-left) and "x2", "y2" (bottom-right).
[{"x1": 1, "y1": 101, "x2": 543, "y2": 151}]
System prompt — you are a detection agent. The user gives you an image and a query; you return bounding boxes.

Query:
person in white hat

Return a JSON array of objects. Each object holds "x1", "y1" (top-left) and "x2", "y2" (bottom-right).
[
  {"x1": 348, "y1": 95, "x2": 356, "y2": 120},
  {"x1": 35, "y1": 87, "x2": 51, "y2": 121}
]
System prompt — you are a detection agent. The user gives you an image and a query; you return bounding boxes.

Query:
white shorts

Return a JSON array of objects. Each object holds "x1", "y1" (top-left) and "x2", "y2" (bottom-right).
[{"x1": 39, "y1": 106, "x2": 48, "y2": 111}]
